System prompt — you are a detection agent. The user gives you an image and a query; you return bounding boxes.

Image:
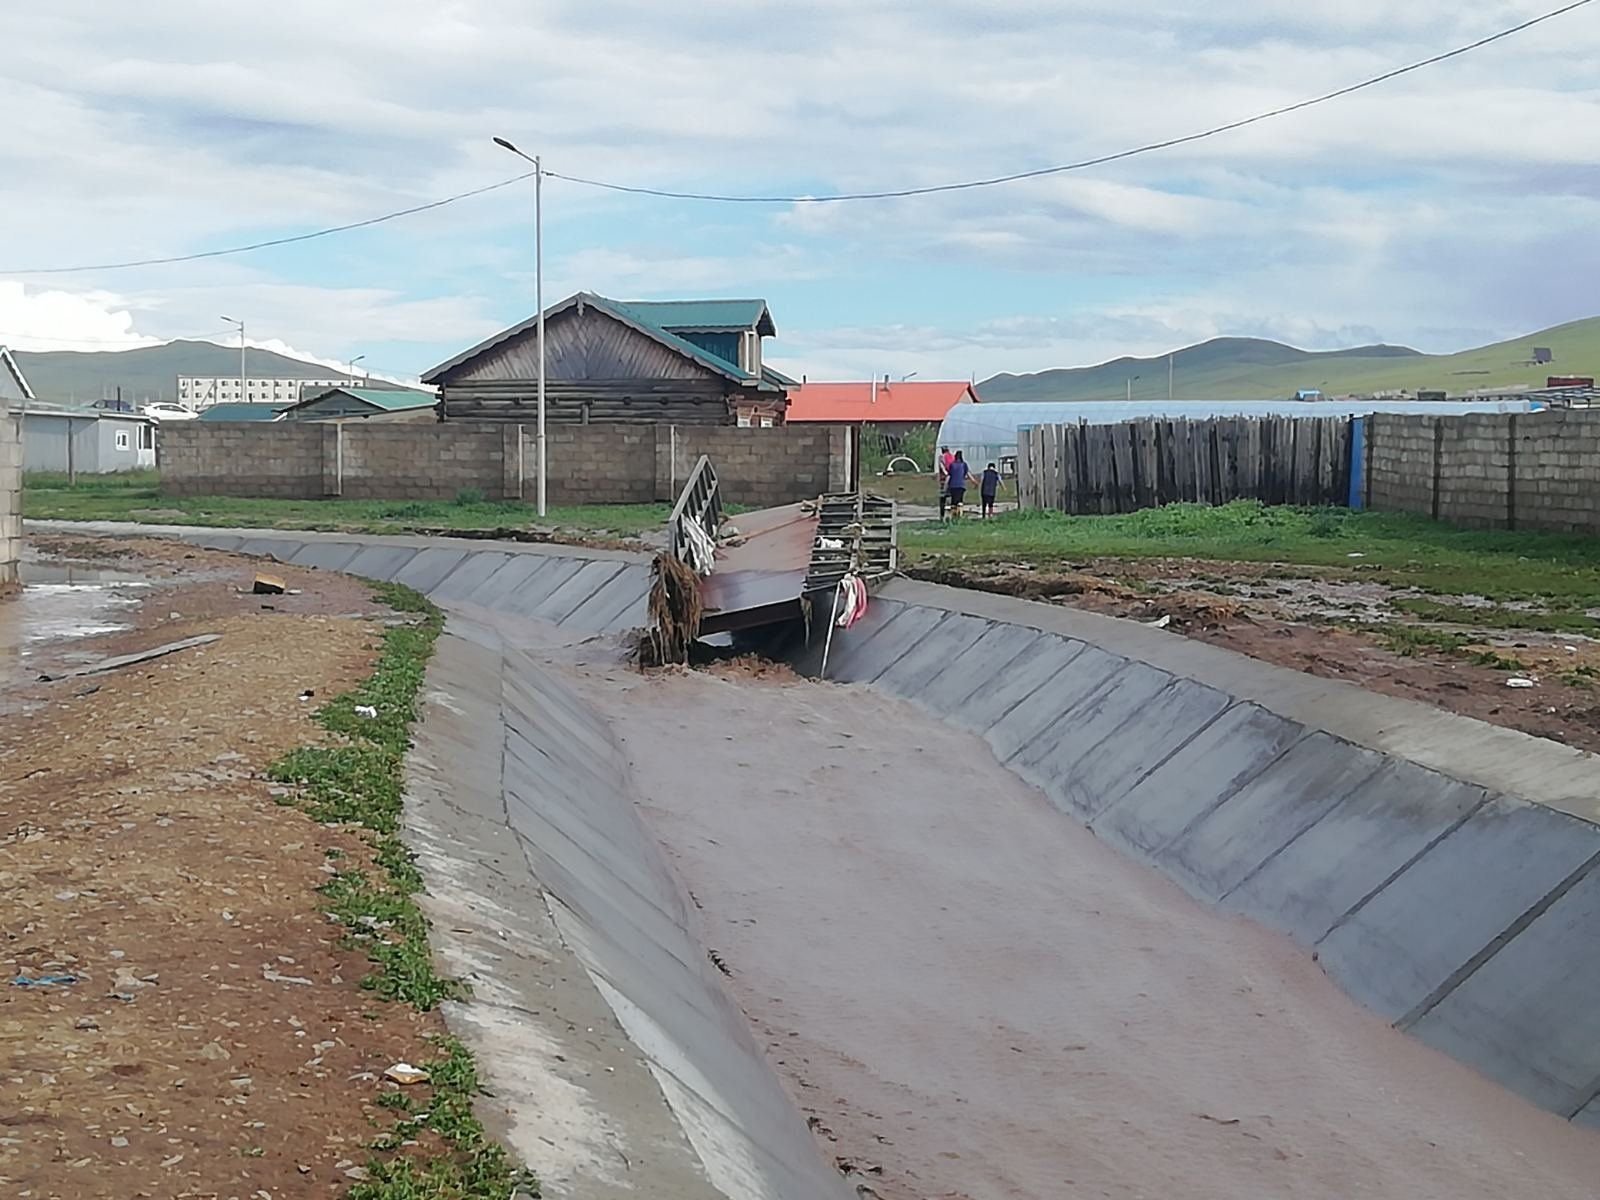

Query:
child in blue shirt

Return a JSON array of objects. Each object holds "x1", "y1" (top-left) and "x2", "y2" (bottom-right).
[{"x1": 980, "y1": 463, "x2": 1001, "y2": 518}]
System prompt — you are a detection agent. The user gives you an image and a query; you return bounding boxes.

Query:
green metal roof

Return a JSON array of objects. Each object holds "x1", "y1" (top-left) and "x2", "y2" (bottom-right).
[
  {"x1": 297, "y1": 387, "x2": 435, "y2": 412},
  {"x1": 617, "y1": 299, "x2": 775, "y2": 336},
  {"x1": 197, "y1": 403, "x2": 285, "y2": 422}
]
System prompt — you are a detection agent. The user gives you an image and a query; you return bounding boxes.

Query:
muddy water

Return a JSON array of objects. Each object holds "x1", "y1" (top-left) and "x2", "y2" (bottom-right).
[
  {"x1": 575, "y1": 665, "x2": 1600, "y2": 1200},
  {"x1": 0, "y1": 555, "x2": 150, "y2": 700}
]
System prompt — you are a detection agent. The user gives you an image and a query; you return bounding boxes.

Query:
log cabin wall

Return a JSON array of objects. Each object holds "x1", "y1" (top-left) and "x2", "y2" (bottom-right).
[{"x1": 437, "y1": 304, "x2": 760, "y2": 425}]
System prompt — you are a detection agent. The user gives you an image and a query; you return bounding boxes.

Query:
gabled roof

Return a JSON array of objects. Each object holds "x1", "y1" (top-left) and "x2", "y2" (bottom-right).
[
  {"x1": 784, "y1": 380, "x2": 980, "y2": 424},
  {"x1": 197, "y1": 402, "x2": 286, "y2": 422},
  {"x1": 0, "y1": 346, "x2": 36, "y2": 403},
  {"x1": 616, "y1": 299, "x2": 776, "y2": 337},
  {"x1": 422, "y1": 292, "x2": 782, "y2": 391},
  {"x1": 291, "y1": 386, "x2": 436, "y2": 413}
]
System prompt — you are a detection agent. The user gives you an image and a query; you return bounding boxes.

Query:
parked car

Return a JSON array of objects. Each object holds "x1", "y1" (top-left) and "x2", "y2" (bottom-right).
[{"x1": 141, "y1": 402, "x2": 199, "y2": 421}]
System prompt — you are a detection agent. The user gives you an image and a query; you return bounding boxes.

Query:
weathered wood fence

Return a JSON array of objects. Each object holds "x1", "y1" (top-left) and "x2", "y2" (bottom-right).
[{"x1": 1017, "y1": 415, "x2": 1351, "y2": 514}]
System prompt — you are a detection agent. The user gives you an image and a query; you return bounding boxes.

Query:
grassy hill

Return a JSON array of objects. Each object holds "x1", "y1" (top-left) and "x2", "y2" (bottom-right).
[
  {"x1": 980, "y1": 317, "x2": 1600, "y2": 403},
  {"x1": 9, "y1": 340, "x2": 351, "y2": 405}
]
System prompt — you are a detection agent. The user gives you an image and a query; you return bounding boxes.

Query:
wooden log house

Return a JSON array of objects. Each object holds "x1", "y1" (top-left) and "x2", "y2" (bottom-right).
[{"x1": 422, "y1": 292, "x2": 795, "y2": 426}]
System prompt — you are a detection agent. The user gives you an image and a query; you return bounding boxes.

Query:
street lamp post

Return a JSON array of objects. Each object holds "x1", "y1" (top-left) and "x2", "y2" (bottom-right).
[
  {"x1": 222, "y1": 316, "x2": 245, "y2": 403},
  {"x1": 493, "y1": 136, "x2": 546, "y2": 517},
  {"x1": 1126, "y1": 374, "x2": 1140, "y2": 402},
  {"x1": 349, "y1": 354, "x2": 366, "y2": 385}
]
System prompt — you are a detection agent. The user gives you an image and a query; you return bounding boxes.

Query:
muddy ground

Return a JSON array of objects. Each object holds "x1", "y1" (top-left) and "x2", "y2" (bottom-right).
[
  {"x1": 909, "y1": 557, "x2": 1600, "y2": 754},
  {"x1": 0, "y1": 538, "x2": 442, "y2": 1198}
]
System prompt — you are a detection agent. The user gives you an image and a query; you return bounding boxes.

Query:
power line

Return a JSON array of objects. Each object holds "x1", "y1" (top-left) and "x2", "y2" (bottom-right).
[
  {"x1": 0, "y1": 0, "x2": 1589, "y2": 276},
  {"x1": 2, "y1": 172, "x2": 536, "y2": 276},
  {"x1": 549, "y1": 0, "x2": 1595, "y2": 203}
]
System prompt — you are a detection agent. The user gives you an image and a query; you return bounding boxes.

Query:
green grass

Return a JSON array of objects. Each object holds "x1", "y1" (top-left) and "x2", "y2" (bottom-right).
[
  {"x1": 24, "y1": 473, "x2": 669, "y2": 539},
  {"x1": 1375, "y1": 624, "x2": 1523, "y2": 670},
  {"x1": 902, "y1": 500, "x2": 1600, "y2": 604},
  {"x1": 269, "y1": 582, "x2": 535, "y2": 1198}
]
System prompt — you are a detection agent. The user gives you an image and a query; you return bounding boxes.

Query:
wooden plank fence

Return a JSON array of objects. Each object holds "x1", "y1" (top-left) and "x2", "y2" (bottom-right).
[{"x1": 1017, "y1": 414, "x2": 1351, "y2": 515}]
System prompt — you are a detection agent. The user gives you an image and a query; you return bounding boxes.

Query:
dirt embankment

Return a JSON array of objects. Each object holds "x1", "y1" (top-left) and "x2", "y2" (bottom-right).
[
  {"x1": 0, "y1": 540, "x2": 441, "y2": 1197},
  {"x1": 909, "y1": 557, "x2": 1600, "y2": 754}
]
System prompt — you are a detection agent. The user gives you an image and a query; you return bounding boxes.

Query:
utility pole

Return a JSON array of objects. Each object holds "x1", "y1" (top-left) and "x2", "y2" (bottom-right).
[
  {"x1": 1168, "y1": 353, "x2": 1174, "y2": 401},
  {"x1": 494, "y1": 136, "x2": 547, "y2": 516},
  {"x1": 222, "y1": 316, "x2": 245, "y2": 403}
]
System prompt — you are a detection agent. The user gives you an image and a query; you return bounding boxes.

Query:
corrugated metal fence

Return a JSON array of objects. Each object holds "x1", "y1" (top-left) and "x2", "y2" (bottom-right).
[{"x1": 1017, "y1": 414, "x2": 1351, "y2": 514}]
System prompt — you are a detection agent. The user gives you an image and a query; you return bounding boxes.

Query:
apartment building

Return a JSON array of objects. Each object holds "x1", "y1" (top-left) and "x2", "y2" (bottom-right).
[{"x1": 176, "y1": 376, "x2": 351, "y2": 410}]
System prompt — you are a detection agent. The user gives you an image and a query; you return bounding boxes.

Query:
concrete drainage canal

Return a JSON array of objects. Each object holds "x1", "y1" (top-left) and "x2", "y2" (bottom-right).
[{"x1": 58, "y1": 525, "x2": 1600, "y2": 1199}]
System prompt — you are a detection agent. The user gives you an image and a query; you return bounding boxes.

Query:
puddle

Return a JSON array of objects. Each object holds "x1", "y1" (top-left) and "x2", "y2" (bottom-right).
[{"x1": 0, "y1": 556, "x2": 155, "y2": 692}]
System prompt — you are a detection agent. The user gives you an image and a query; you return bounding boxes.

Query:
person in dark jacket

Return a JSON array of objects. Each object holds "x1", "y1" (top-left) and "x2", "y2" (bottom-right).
[
  {"x1": 945, "y1": 451, "x2": 971, "y2": 518},
  {"x1": 980, "y1": 463, "x2": 1001, "y2": 518}
]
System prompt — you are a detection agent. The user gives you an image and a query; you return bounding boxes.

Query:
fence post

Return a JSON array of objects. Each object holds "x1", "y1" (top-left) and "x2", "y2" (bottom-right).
[
  {"x1": 1506, "y1": 413, "x2": 1518, "y2": 530},
  {"x1": 1347, "y1": 416, "x2": 1365, "y2": 510}
]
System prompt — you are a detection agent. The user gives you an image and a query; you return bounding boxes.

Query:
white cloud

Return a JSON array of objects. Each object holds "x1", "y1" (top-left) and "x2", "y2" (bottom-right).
[{"x1": 2, "y1": 0, "x2": 1599, "y2": 377}]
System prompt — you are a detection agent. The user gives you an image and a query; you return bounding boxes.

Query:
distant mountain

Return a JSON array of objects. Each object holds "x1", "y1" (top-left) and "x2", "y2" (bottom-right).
[
  {"x1": 8, "y1": 339, "x2": 356, "y2": 405},
  {"x1": 979, "y1": 319, "x2": 1600, "y2": 403}
]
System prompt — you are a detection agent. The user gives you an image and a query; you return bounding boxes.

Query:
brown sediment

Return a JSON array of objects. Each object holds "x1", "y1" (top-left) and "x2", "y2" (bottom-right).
[{"x1": 574, "y1": 662, "x2": 1600, "y2": 1200}]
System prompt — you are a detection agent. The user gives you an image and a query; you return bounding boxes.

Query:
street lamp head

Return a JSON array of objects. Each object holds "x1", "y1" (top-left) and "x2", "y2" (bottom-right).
[{"x1": 493, "y1": 136, "x2": 517, "y2": 152}]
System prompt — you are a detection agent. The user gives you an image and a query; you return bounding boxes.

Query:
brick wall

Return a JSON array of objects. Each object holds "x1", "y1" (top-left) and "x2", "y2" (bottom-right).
[
  {"x1": 1367, "y1": 409, "x2": 1600, "y2": 533},
  {"x1": 159, "y1": 421, "x2": 849, "y2": 508},
  {"x1": 0, "y1": 407, "x2": 19, "y2": 594}
]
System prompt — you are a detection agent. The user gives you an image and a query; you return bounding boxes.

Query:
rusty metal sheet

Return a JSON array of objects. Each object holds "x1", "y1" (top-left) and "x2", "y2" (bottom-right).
[{"x1": 698, "y1": 504, "x2": 817, "y2": 633}]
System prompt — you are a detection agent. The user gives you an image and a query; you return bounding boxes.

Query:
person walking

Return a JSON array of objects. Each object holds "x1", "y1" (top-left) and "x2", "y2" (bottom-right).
[
  {"x1": 936, "y1": 445, "x2": 954, "y2": 520},
  {"x1": 946, "y1": 450, "x2": 972, "y2": 519},
  {"x1": 980, "y1": 462, "x2": 1001, "y2": 518}
]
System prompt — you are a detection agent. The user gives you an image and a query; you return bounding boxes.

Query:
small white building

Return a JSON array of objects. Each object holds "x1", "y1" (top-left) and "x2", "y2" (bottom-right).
[{"x1": 177, "y1": 375, "x2": 351, "y2": 410}]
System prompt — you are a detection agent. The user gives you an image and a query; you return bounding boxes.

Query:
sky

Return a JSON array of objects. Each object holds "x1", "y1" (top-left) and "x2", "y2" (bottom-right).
[{"x1": 2, "y1": 1, "x2": 1599, "y2": 386}]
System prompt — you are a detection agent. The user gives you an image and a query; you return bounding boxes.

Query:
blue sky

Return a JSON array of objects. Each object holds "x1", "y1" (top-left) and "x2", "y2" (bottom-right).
[{"x1": 1, "y1": 1, "x2": 1599, "y2": 384}]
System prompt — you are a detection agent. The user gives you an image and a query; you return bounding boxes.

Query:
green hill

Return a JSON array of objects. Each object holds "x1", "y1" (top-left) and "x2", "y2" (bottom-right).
[
  {"x1": 980, "y1": 317, "x2": 1600, "y2": 403},
  {"x1": 8, "y1": 339, "x2": 351, "y2": 405}
]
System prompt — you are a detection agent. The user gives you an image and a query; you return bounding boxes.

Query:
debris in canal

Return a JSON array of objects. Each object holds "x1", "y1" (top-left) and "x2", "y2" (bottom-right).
[{"x1": 641, "y1": 551, "x2": 703, "y2": 667}]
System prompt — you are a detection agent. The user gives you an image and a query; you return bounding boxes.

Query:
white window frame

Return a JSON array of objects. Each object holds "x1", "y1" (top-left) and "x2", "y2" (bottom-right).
[
  {"x1": 736, "y1": 411, "x2": 753, "y2": 428},
  {"x1": 115, "y1": 429, "x2": 130, "y2": 450}
]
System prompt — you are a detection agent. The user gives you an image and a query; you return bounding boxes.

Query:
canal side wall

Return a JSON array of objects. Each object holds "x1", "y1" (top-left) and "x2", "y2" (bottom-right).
[
  {"x1": 30, "y1": 521, "x2": 1600, "y2": 1130},
  {"x1": 795, "y1": 578, "x2": 1600, "y2": 1128}
]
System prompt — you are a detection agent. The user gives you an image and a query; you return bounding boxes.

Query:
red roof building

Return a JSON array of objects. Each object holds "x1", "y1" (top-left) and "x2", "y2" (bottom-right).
[{"x1": 783, "y1": 379, "x2": 980, "y2": 431}]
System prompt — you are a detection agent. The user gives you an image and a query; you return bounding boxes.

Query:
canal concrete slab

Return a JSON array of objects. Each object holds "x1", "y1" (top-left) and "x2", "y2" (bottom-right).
[
  {"x1": 392, "y1": 546, "x2": 469, "y2": 595},
  {"x1": 341, "y1": 544, "x2": 422, "y2": 582},
  {"x1": 1090, "y1": 702, "x2": 1306, "y2": 860},
  {"x1": 1044, "y1": 678, "x2": 1233, "y2": 821},
  {"x1": 1315, "y1": 797, "x2": 1600, "y2": 1023},
  {"x1": 429, "y1": 550, "x2": 513, "y2": 603},
  {"x1": 984, "y1": 643, "x2": 1122, "y2": 761},
  {"x1": 873, "y1": 613, "x2": 993, "y2": 699},
  {"x1": 1225, "y1": 763, "x2": 1491, "y2": 945},
  {"x1": 286, "y1": 541, "x2": 365, "y2": 573},
  {"x1": 1160, "y1": 733, "x2": 1387, "y2": 902},
  {"x1": 953, "y1": 634, "x2": 1084, "y2": 734},
  {"x1": 1411, "y1": 861, "x2": 1600, "y2": 1116}
]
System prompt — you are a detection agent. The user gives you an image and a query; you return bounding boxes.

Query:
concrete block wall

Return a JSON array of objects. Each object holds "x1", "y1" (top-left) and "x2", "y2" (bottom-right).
[
  {"x1": 0, "y1": 408, "x2": 20, "y2": 595},
  {"x1": 1366, "y1": 414, "x2": 1435, "y2": 514},
  {"x1": 161, "y1": 422, "x2": 326, "y2": 498},
  {"x1": 159, "y1": 420, "x2": 849, "y2": 508},
  {"x1": 339, "y1": 424, "x2": 506, "y2": 501},
  {"x1": 1368, "y1": 408, "x2": 1600, "y2": 532}
]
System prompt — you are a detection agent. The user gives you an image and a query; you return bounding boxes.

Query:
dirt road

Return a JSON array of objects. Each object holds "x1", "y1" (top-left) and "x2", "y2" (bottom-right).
[
  {"x1": 578, "y1": 662, "x2": 1600, "y2": 1200},
  {"x1": 0, "y1": 539, "x2": 441, "y2": 1197}
]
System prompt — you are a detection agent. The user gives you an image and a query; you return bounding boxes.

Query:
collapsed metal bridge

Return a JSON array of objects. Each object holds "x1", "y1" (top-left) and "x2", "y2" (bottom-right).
[{"x1": 666, "y1": 456, "x2": 897, "y2": 637}]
